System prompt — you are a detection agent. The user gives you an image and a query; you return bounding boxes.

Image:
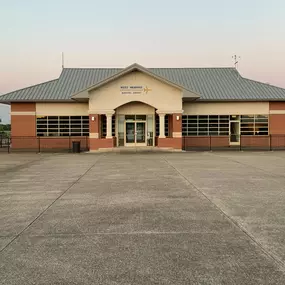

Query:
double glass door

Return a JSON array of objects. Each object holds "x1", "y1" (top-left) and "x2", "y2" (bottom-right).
[{"x1": 125, "y1": 121, "x2": 146, "y2": 146}]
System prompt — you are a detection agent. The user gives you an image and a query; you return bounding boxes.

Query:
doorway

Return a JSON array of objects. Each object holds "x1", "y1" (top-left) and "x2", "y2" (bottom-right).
[
  {"x1": 229, "y1": 121, "x2": 240, "y2": 145},
  {"x1": 125, "y1": 121, "x2": 147, "y2": 146}
]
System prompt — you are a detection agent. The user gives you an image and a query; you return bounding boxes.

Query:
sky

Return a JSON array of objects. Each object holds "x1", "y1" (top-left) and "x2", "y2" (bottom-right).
[{"x1": 0, "y1": 0, "x2": 285, "y2": 122}]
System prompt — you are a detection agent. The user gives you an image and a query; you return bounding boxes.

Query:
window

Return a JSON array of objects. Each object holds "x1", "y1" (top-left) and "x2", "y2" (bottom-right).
[
  {"x1": 241, "y1": 115, "x2": 268, "y2": 135},
  {"x1": 37, "y1": 116, "x2": 89, "y2": 136},
  {"x1": 198, "y1": 115, "x2": 208, "y2": 136},
  {"x1": 165, "y1": 115, "x2": 169, "y2": 137},
  {"x1": 241, "y1": 115, "x2": 254, "y2": 135},
  {"x1": 156, "y1": 114, "x2": 170, "y2": 137},
  {"x1": 182, "y1": 115, "x2": 230, "y2": 136},
  {"x1": 59, "y1": 116, "x2": 69, "y2": 136},
  {"x1": 70, "y1": 116, "x2": 82, "y2": 136},
  {"x1": 155, "y1": 115, "x2": 159, "y2": 137},
  {"x1": 219, "y1": 116, "x2": 230, "y2": 135},
  {"x1": 182, "y1": 114, "x2": 269, "y2": 136}
]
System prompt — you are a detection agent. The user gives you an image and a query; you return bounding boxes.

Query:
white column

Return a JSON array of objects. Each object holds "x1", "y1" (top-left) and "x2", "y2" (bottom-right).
[
  {"x1": 106, "y1": 114, "x2": 113, "y2": 139},
  {"x1": 159, "y1": 113, "x2": 166, "y2": 138}
]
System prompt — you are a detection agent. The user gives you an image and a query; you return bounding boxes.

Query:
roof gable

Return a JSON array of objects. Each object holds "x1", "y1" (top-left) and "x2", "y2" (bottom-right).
[{"x1": 71, "y1": 63, "x2": 200, "y2": 100}]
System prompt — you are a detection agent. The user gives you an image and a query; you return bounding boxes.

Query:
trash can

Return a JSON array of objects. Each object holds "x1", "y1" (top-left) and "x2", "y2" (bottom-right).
[{"x1": 72, "y1": 141, "x2": 81, "y2": 153}]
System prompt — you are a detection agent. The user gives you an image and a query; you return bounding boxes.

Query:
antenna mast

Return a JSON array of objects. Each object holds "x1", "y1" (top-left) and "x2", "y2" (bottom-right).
[
  {"x1": 232, "y1": 55, "x2": 241, "y2": 71},
  {"x1": 62, "y1": 52, "x2": 65, "y2": 69},
  {"x1": 232, "y1": 55, "x2": 241, "y2": 79}
]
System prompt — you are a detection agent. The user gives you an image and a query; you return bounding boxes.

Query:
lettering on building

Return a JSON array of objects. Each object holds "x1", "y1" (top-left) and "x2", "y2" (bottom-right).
[{"x1": 120, "y1": 86, "x2": 152, "y2": 95}]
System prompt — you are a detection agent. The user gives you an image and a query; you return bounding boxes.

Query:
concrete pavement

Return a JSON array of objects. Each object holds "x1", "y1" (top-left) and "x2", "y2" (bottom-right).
[{"x1": 1, "y1": 152, "x2": 285, "y2": 284}]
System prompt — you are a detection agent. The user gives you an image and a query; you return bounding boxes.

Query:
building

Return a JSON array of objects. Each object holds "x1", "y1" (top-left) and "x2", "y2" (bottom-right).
[{"x1": 1, "y1": 63, "x2": 285, "y2": 151}]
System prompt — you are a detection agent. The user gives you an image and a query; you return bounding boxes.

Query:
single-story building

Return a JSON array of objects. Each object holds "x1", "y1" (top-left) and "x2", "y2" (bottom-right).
[{"x1": 1, "y1": 63, "x2": 285, "y2": 151}]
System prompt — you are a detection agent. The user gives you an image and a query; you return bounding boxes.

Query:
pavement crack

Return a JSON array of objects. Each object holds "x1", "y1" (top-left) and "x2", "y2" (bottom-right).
[
  {"x1": 211, "y1": 152, "x2": 285, "y2": 180},
  {"x1": 0, "y1": 154, "x2": 104, "y2": 254},
  {"x1": 162, "y1": 156, "x2": 285, "y2": 273}
]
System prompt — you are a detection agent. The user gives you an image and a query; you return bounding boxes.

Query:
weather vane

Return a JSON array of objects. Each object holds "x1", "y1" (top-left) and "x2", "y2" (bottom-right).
[{"x1": 232, "y1": 55, "x2": 241, "y2": 70}]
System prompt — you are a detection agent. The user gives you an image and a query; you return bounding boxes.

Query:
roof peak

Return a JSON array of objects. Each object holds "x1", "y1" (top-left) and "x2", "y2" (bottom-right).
[
  {"x1": 71, "y1": 62, "x2": 201, "y2": 99},
  {"x1": 62, "y1": 66, "x2": 236, "y2": 70}
]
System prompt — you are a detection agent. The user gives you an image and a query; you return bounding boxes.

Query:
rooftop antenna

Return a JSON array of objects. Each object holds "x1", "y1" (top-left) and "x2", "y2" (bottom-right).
[
  {"x1": 232, "y1": 55, "x2": 241, "y2": 79},
  {"x1": 232, "y1": 55, "x2": 241, "y2": 69},
  {"x1": 61, "y1": 52, "x2": 65, "y2": 69}
]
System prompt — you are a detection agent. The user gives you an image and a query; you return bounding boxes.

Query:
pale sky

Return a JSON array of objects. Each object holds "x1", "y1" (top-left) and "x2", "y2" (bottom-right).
[{"x1": 0, "y1": 0, "x2": 285, "y2": 122}]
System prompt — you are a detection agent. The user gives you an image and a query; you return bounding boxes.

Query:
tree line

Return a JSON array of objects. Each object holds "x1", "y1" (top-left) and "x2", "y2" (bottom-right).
[{"x1": 0, "y1": 124, "x2": 11, "y2": 136}]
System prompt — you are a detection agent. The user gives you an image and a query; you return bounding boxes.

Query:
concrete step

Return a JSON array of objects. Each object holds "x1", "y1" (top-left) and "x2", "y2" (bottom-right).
[{"x1": 89, "y1": 147, "x2": 183, "y2": 153}]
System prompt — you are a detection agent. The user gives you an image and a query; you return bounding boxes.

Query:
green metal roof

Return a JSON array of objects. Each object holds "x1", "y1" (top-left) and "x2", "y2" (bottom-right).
[{"x1": 1, "y1": 66, "x2": 285, "y2": 102}]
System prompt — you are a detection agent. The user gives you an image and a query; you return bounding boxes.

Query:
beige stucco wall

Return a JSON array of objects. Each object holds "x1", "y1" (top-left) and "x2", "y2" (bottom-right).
[
  {"x1": 36, "y1": 103, "x2": 89, "y2": 116},
  {"x1": 183, "y1": 102, "x2": 269, "y2": 115},
  {"x1": 89, "y1": 71, "x2": 182, "y2": 113},
  {"x1": 116, "y1": 102, "x2": 155, "y2": 115}
]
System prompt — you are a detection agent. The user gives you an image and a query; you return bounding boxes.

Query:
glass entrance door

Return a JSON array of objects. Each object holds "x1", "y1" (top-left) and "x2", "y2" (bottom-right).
[
  {"x1": 125, "y1": 121, "x2": 146, "y2": 146},
  {"x1": 126, "y1": 122, "x2": 135, "y2": 143},
  {"x1": 136, "y1": 122, "x2": 146, "y2": 143},
  {"x1": 230, "y1": 121, "x2": 240, "y2": 145}
]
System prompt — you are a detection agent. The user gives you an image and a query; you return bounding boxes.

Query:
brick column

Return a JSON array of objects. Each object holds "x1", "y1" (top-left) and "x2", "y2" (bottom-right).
[
  {"x1": 89, "y1": 112, "x2": 115, "y2": 151},
  {"x1": 11, "y1": 103, "x2": 36, "y2": 137},
  {"x1": 157, "y1": 111, "x2": 183, "y2": 150},
  {"x1": 89, "y1": 114, "x2": 100, "y2": 138},
  {"x1": 269, "y1": 102, "x2": 285, "y2": 148},
  {"x1": 172, "y1": 113, "x2": 182, "y2": 138},
  {"x1": 10, "y1": 103, "x2": 37, "y2": 149}
]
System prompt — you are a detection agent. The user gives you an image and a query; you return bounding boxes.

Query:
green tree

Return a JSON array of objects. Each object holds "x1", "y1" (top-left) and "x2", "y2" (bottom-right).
[{"x1": 0, "y1": 124, "x2": 10, "y2": 136}]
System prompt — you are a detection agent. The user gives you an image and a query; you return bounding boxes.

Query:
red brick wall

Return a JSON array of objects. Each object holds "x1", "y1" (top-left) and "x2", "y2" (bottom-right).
[
  {"x1": 89, "y1": 138, "x2": 115, "y2": 150},
  {"x1": 269, "y1": 115, "x2": 285, "y2": 134},
  {"x1": 271, "y1": 135, "x2": 285, "y2": 148},
  {"x1": 211, "y1": 136, "x2": 230, "y2": 147},
  {"x1": 157, "y1": 113, "x2": 183, "y2": 149},
  {"x1": 11, "y1": 103, "x2": 36, "y2": 112},
  {"x1": 89, "y1": 114, "x2": 100, "y2": 134},
  {"x1": 184, "y1": 137, "x2": 209, "y2": 147},
  {"x1": 183, "y1": 136, "x2": 229, "y2": 148},
  {"x1": 269, "y1": 102, "x2": 285, "y2": 134},
  {"x1": 157, "y1": 138, "x2": 182, "y2": 149},
  {"x1": 11, "y1": 137, "x2": 38, "y2": 149},
  {"x1": 269, "y1": 102, "x2": 285, "y2": 110},
  {"x1": 183, "y1": 135, "x2": 285, "y2": 149},
  {"x1": 241, "y1": 136, "x2": 270, "y2": 147},
  {"x1": 11, "y1": 137, "x2": 89, "y2": 150},
  {"x1": 11, "y1": 103, "x2": 37, "y2": 137},
  {"x1": 11, "y1": 115, "x2": 36, "y2": 137},
  {"x1": 172, "y1": 113, "x2": 182, "y2": 133}
]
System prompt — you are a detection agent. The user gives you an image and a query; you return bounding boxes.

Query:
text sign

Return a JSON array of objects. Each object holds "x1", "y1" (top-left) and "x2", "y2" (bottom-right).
[{"x1": 120, "y1": 86, "x2": 152, "y2": 95}]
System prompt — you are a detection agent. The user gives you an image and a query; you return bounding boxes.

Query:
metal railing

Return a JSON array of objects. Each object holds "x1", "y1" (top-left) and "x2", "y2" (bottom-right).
[
  {"x1": 3, "y1": 135, "x2": 285, "y2": 153},
  {"x1": 0, "y1": 134, "x2": 10, "y2": 149},
  {"x1": 182, "y1": 135, "x2": 285, "y2": 151},
  {"x1": 0, "y1": 136, "x2": 89, "y2": 153}
]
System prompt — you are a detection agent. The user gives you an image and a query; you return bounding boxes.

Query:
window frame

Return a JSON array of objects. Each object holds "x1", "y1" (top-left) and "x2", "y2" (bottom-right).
[
  {"x1": 182, "y1": 114, "x2": 269, "y2": 136},
  {"x1": 36, "y1": 116, "x2": 89, "y2": 137}
]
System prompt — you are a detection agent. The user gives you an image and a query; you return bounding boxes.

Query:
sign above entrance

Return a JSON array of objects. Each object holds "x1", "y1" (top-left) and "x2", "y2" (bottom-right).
[{"x1": 120, "y1": 86, "x2": 152, "y2": 95}]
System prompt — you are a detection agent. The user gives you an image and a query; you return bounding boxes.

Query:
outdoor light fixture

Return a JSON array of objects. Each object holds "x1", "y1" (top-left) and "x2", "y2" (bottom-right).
[
  {"x1": 176, "y1": 115, "x2": 180, "y2": 121},
  {"x1": 91, "y1": 116, "x2": 95, "y2": 121}
]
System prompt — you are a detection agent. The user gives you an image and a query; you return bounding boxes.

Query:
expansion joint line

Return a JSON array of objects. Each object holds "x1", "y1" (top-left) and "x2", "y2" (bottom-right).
[
  {"x1": 0, "y1": 154, "x2": 104, "y2": 254},
  {"x1": 162, "y1": 156, "x2": 285, "y2": 273}
]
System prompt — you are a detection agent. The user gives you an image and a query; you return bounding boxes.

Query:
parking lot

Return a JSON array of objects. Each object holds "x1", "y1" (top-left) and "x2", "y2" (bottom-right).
[{"x1": 1, "y1": 152, "x2": 285, "y2": 284}]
